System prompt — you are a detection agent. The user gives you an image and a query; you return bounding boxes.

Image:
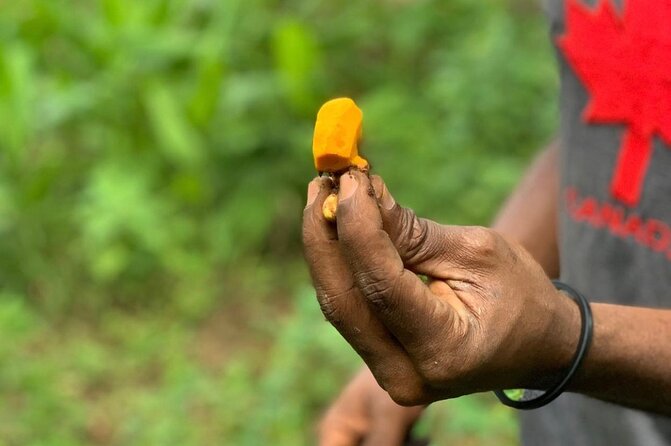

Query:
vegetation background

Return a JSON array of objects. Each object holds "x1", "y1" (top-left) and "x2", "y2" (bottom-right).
[{"x1": 0, "y1": 0, "x2": 557, "y2": 444}]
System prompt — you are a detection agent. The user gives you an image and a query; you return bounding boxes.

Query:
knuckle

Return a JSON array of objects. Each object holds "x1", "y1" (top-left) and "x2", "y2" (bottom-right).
[
  {"x1": 396, "y1": 211, "x2": 430, "y2": 260},
  {"x1": 466, "y1": 226, "x2": 500, "y2": 257},
  {"x1": 354, "y1": 270, "x2": 398, "y2": 311},
  {"x1": 315, "y1": 286, "x2": 354, "y2": 326},
  {"x1": 317, "y1": 295, "x2": 340, "y2": 323}
]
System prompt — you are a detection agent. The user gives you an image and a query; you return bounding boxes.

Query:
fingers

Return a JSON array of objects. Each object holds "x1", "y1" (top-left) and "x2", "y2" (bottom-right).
[
  {"x1": 317, "y1": 369, "x2": 371, "y2": 446},
  {"x1": 363, "y1": 407, "x2": 423, "y2": 446},
  {"x1": 361, "y1": 368, "x2": 425, "y2": 446},
  {"x1": 303, "y1": 177, "x2": 348, "y2": 308},
  {"x1": 303, "y1": 176, "x2": 375, "y2": 339},
  {"x1": 318, "y1": 368, "x2": 423, "y2": 446},
  {"x1": 302, "y1": 177, "x2": 427, "y2": 397},
  {"x1": 319, "y1": 417, "x2": 366, "y2": 446},
  {"x1": 336, "y1": 171, "x2": 456, "y2": 351},
  {"x1": 370, "y1": 175, "x2": 496, "y2": 283},
  {"x1": 370, "y1": 175, "x2": 447, "y2": 275}
]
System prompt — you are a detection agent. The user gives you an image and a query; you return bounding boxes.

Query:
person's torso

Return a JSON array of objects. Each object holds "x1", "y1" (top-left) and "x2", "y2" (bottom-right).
[{"x1": 522, "y1": 1, "x2": 671, "y2": 444}]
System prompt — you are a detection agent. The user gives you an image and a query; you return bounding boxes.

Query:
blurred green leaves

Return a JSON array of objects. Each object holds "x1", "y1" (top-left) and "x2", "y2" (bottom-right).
[
  {"x1": 272, "y1": 19, "x2": 321, "y2": 112},
  {"x1": 0, "y1": 42, "x2": 35, "y2": 157},
  {"x1": 0, "y1": 0, "x2": 556, "y2": 444},
  {"x1": 144, "y1": 80, "x2": 204, "y2": 166},
  {"x1": 0, "y1": 286, "x2": 362, "y2": 446}
]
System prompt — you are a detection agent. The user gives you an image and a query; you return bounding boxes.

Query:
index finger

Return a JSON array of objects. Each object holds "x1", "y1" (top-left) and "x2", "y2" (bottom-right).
[
  {"x1": 336, "y1": 170, "x2": 458, "y2": 351},
  {"x1": 302, "y1": 176, "x2": 427, "y2": 394}
]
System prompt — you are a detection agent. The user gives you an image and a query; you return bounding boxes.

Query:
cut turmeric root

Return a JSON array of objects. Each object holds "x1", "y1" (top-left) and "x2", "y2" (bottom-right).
[{"x1": 312, "y1": 97, "x2": 368, "y2": 222}]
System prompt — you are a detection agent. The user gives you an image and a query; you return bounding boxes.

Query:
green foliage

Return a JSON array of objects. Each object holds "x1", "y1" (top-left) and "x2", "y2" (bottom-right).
[
  {"x1": 0, "y1": 0, "x2": 557, "y2": 444},
  {"x1": 0, "y1": 287, "x2": 360, "y2": 445},
  {"x1": 0, "y1": 0, "x2": 556, "y2": 313},
  {"x1": 413, "y1": 394, "x2": 519, "y2": 446}
]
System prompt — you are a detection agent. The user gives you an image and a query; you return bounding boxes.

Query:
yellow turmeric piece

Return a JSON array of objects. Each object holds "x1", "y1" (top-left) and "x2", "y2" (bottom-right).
[
  {"x1": 312, "y1": 98, "x2": 368, "y2": 173},
  {"x1": 312, "y1": 97, "x2": 369, "y2": 223}
]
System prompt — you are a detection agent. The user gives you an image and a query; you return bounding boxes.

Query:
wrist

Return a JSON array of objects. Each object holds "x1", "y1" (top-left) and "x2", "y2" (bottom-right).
[
  {"x1": 495, "y1": 281, "x2": 593, "y2": 409},
  {"x1": 526, "y1": 287, "x2": 582, "y2": 390}
]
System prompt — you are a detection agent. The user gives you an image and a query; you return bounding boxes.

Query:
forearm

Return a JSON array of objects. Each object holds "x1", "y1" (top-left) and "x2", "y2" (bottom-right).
[
  {"x1": 305, "y1": 167, "x2": 671, "y2": 417},
  {"x1": 492, "y1": 143, "x2": 671, "y2": 414},
  {"x1": 568, "y1": 304, "x2": 671, "y2": 415},
  {"x1": 492, "y1": 140, "x2": 560, "y2": 277}
]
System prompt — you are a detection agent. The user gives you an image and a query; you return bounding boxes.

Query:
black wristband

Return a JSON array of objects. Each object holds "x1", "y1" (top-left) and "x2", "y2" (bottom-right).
[{"x1": 494, "y1": 280, "x2": 594, "y2": 410}]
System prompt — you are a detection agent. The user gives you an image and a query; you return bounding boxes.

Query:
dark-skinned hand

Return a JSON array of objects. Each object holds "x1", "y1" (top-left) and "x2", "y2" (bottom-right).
[
  {"x1": 303, "y1": 170, "x2": 580, "y2": 410},
  {"x1": 317, "y1": 366, "x2": 424, "y2": 446}
]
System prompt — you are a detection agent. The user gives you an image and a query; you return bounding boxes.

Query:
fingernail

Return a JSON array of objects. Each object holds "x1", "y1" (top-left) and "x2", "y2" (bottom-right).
[
  {"x1": 306, "y1": 179, "x2": 320, "y2": 207},
  {"x1": 339, "y1": 172, "x2": 358, "y2": 202},
  {"x1": 371, "y1": 176, "x2": 395, "y2": 210}
]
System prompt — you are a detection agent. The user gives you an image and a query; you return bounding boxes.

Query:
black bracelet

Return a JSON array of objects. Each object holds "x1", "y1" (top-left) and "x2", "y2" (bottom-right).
[{"x1": 494, "y1": 280, "x2": 594, "y2": 410}]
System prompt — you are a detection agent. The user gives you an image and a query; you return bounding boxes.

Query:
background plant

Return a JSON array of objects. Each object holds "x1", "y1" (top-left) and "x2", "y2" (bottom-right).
[{"x1": 0, "y1": 0, "x2": 557, "y2": 444}]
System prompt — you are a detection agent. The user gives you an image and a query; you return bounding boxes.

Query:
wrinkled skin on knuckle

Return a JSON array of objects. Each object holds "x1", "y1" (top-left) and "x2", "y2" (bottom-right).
[
  {"x1": 393, "y1": 210, "x2": 446, "y2": 265},
  {"x1": 395, "y1": 210, "x2": 427, "y2": 255},
  {"x1": 316, "y1": 292, "x2": 337, "y2": 322},
  {"x1": 448, "y1": 226, "x2": 507, "y2": 277},
  {"x1": 314, "y1": 285, "x2": 352, "y2": 325},
  {"x1": 353, "y1": 269, "x2": 398, "y2": 312}
]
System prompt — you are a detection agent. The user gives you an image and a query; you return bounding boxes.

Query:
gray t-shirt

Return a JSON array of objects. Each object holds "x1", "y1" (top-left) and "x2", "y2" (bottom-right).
[{"x1": 521, "y1": 0, "x2": 671, "y2": 444}]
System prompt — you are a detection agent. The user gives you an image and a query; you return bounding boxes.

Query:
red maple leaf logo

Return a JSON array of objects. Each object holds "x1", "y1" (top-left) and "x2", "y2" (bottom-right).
[{"x1": 557, "y1": 0, "x2": 671, "y2": 206}]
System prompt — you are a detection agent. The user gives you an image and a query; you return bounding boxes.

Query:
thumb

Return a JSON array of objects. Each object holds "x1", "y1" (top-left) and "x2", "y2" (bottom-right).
[{"x1": 370, "y1": 175, "x2": 465, "y2": 276}]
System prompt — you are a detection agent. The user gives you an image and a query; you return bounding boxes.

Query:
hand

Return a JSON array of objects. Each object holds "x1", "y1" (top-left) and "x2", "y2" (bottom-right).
[
  {"x1": 318, "y1": 366, "x2": 424, "y2": 446},
  {"x1": 302, "y1": 170, "x2": 581, "y2": 405}
]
